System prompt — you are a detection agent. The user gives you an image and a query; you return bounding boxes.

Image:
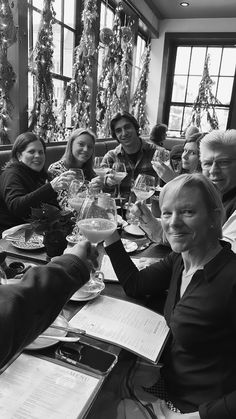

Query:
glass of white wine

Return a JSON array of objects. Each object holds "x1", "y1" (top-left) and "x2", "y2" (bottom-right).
[
  {"x1": 127, "y1": 174, "x2": 156, "y2": 225},
  {"x1": 112, "y1": 162, "x2": 127, "y2": 199},
  {"x1": 94, "y1": 157, "x2": 109, "y2": 181}
]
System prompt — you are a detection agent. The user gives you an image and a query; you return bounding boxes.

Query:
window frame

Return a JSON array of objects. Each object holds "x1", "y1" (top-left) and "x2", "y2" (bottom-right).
[{"x1": 159, "y1": 33, "x2": 236, "y2": 136}]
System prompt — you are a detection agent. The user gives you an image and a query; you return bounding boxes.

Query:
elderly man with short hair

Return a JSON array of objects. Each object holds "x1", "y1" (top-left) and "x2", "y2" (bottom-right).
[
  {"x1": 200, "y1": 129, "x2": 236, "y2": 219},
  {"x1": 102, "y1": 111, "x2": 157, "y2": 199}
]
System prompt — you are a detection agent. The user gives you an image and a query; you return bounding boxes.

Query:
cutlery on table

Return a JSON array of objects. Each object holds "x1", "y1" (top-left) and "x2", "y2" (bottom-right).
[
  {"x1": 50, "y1": 324, "x2": 86, "y2": 335},
  {"x1": 38, "y1": 335, "x2": 80, "y2": 342}
]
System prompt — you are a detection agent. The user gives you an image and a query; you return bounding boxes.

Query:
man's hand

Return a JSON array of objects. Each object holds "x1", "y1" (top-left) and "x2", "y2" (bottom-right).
[
  {"x1": 63, "y1": 240, "x2": 99, "y2": 271},
  {"x1": 151, "y1": 157, "x2": 176, "y2": 183}
]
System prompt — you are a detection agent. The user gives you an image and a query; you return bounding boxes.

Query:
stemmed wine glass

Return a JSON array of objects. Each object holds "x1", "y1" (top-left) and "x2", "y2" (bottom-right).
[
  {"x1": 68, "y1": 168, "x2": 85, "y2": 201},
  {"x1": 94, "y1": 157, "x2": 109, "y2": 181},
  {"x1": 127, "y1": 174, "x2": 156, "y2": 225},
  {"x1": 112, "y1": 162, "x2": 127, "y2": 200}
]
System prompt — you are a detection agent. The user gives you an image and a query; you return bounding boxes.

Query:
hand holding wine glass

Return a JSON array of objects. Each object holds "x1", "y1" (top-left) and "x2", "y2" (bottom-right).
[
  {"x1": 111, "y1": 162, "x2": 127, "y2": 199},
  {"x1": 127, "y1": 174, "x2": 156, "y2": 225}
]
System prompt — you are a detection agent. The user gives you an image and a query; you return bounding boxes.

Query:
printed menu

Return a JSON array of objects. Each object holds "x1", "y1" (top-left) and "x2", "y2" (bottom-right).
[
  {"x1": 0, "y1": 353, "x2": 102, "y2": 419},
  {"x1": 69, "y1": 295, "x2": 169, "y2": 363}
]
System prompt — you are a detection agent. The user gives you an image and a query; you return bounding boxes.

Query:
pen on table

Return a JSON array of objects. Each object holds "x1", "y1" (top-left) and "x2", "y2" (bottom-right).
[{"x1": 50, "y1": 324, "x2": 86, "y2": 335}]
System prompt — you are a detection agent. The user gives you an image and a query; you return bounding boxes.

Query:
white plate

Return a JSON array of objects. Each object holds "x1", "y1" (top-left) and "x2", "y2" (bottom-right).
[
  {"x1": 121, "y1": 239, "x2": 138, "y2": 253},
  {"x1": 10, "y1": 234, "x2": 44, "y2": 250},
  {"x1": 123, "y1": 224, "x2": 146, "y2": 237},
  {"x1": 25, "y1": 315, "x2": 68, "y2": 350},
  {"x1": 70, "y1": 289, "x2": 103, "y2": 302}
]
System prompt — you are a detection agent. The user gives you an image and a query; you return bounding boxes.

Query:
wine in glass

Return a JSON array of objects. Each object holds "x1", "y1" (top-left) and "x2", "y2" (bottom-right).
[
  {"x1": 77, "y1": 195, "x2": 117, "y2": 246},
  {"x1": 68, "y1": 168, "x2": 85, "y2": 200},
  {"x1": 112, "y1": 162, "x2": 127, "y2": 200},
  {"x1": 94, "y1": 157, "x2": 109, "y2": 181},
  {"x1": 132, "y1": 174, "x2": 156, "y2": 202}
]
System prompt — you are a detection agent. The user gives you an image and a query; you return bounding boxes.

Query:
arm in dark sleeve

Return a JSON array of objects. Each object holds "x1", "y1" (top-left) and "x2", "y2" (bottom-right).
[
  {"x1": 0, "y1": 254, "x2": 89, "y2": 369},
  {"x1": 199, "y1": 282, "x2": 236, "y2": 419},
  {"x1": 105, "y1": 240, "x2": 172, "y2": 298},
  {"x1": 1, "y1": 171, "x2": 57, "y2": 217}
]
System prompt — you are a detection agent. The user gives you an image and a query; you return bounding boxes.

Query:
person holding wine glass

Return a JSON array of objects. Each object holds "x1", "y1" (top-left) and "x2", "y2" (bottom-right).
[
  {"x1": 48, "y1": 128, "x2": 104, "y2": 210},
  {"x1": 102, "y1": 112, "x2": 158, "y2": 201}
]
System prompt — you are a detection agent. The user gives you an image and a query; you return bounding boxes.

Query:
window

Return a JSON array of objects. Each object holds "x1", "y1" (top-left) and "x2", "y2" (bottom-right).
[
  {"x1": 132, "y1": 33, "x2": 146, "y2": 93},
  {"x1": 27, "y1": 0, "x2": 76, "y2": 124},
  {"x1": 162, "y1": 36, "x2": 236, "y2": 138}
]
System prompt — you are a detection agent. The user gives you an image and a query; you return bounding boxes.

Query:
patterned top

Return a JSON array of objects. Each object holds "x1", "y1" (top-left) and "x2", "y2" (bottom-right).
[
  {"x1": 102, "y1": 138, "x2": 158, "y2": 200},
  {"x1": 48, "y1": 160, "x2": 95, "y2": 210}
]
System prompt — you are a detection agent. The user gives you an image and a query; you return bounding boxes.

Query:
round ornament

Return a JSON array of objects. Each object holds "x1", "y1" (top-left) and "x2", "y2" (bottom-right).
[
  {"x1": 100, "y1": 27, "x2": 113, "y2": 46},
  {"x1": 121, "y1": 26, "x2": 132, "y2": 43}
]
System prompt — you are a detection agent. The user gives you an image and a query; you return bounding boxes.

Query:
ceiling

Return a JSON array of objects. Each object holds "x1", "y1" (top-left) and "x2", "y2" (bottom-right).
[{"x1": 146, "y1": 0, "x2": 236, "y2": 19}]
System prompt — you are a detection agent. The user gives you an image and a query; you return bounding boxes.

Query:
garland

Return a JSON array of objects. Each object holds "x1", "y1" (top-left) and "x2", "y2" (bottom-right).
[
  {"x1": 29, "y1": 0, "x2": 56, "y2": 141},
  {"x1": 190, "y1": 54, "x2": 221, "y2": 130},
  {"x1": 65, "y1": 0, "x2": 98, "y2": 129},
  {"x1": 131, "y1": 43, "x2": 150, "y2": 134},
  {"x1": 0, "y1": 0, "x2": 17, "y2": 142},
  {"x1": 96, "y1": 2, "x2": 134, "y2": 137}
]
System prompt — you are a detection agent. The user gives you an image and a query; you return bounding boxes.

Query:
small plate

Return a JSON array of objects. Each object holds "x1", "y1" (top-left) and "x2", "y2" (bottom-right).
[
  {"x1": 121, "y1": 239, "x2": 138, "y2": 253},
  {"x1": 123, "y1": 224, "x2": 146, "y2": 237},
  {"x1": 70, "y1": 289, "x2": 103, "y2": 302},
  {"x1": 25, "y1": 315, "x2": 68, "y2": 350},
  {"x1": 10, "y1": 234, "x2": 44, "y2": 250}
]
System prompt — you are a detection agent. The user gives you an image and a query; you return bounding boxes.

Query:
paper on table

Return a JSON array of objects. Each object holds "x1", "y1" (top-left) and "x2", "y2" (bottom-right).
[
  {"x1": 69, "y1": 295, "x2": 169, "y2": 363},
  {"x1": 0, "y1": 353, "x2": 101, "y2": 419},
  {"x1": 101, "y1": 254, "x2": 162, "y2": 282}
]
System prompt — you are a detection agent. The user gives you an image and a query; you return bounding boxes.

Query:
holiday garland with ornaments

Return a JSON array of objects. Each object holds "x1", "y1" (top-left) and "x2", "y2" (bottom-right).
[
  {"x1": 28, "y1": 0, "x2": 56, "y2": 141},
  {"x1": 0, "y1": 0, "x2": 17, "y2": 142}
]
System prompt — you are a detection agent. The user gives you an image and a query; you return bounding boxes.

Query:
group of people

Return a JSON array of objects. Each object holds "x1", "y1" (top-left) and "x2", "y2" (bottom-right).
[{"x1": 1, "y1": 113, "x2": 236, "y2": 419}]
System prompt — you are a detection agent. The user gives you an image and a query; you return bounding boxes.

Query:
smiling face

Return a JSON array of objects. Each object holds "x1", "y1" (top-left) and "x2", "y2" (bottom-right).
[
  {"x1": 181, "y1": 142, "x2": 199, "y2": 172},
  {"x1": 201, "y1": 144, "x2": 236, "y2": 194},
  {"x1": 113, "y1": 118, "x2": 140, "y2": 154},
  {"x1": 71, "y1": 134, "x2": 94, "y2": 166},
  {"x1": 161, "y1": 186, "x2": 213, "y2": 254},
  {"x1": 17, "y1": 140, "x2": 45, "y2": 172}
]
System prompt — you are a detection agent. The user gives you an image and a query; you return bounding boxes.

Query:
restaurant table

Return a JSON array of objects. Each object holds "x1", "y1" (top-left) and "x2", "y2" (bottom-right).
[{"x1": 0, "y1": 233, "x2": 171, "y2": 418}]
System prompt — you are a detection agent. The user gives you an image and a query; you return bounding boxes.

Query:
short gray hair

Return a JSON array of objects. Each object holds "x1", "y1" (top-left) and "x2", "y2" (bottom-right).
[
  {"x1": 159, "y1": 173, "x2": 225, "y2": 238},
  {"x1": 200, "y1": 129, "x2": 236, "y2": 160}
]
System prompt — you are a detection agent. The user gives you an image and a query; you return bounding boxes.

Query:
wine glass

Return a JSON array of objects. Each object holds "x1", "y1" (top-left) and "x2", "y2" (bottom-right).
[
  {"x1": 127, "y1": 174, "x2": 156, "y2": 225},
  {"x1": 77, "y1": 195, "x2": 117, "y2": 246},
  {"x1": 112, "y1": 162, "x2": 127, "y2": 200},
  {"x1": 68, "y1": 168, "x2": 85, "y2": 200},
  {"x1": 94, "y1": 157, "x2": 109, "y2": 181}
]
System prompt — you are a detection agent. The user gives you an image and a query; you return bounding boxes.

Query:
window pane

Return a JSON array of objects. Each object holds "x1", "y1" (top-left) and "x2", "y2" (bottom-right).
[
  {"x1": 182, "y1": 106, "x2": 193, "y2": 131},
  {"x1": 171, "y1": 75, "x2": 187, "y2": 102},
  {"x1": 64, "y1": 0, "x2": 75, "y2": 28},
  {"x1": 28, "y1": 72, "x2": 35, "y2": 114},
  {"x1": 216, "y1": 107, "x2": 229, "y2": 130},
  {"x1": 33, "y1": 0, "x2": 43, "y2": 9},
  {"x1": 189, "y1": 47, "x2": 206, "y2": 75},
  {"x1": 32, "y1": 10, "x2": 41, "y2": 49},
  {"x1": 63, "y1": 29, "x2": 73, "y2": 77},
  {"x1": 52, "y1": 23, "x2": 61, "y2": 74},
  {"x1": 217, "y1": 77, "x2": 234, "y2": 104},
  {"x1": 168, "y1": 106, "x2": 183, "y2": 131},
  {"x1": 220, "y1": 48, "x2": 236, "y2": 76},
  {"x1": 175, "y1": 47, "x2": 191, "y2": 74},
  {"x1": 186, "y1": 76, "x2": 202, "y2": 102},
  {"x1": 53, "y1": 78, "x2": 65, "y2": 122},
  {"x1": 53, "y1": 0, "x2": 62, "y2": 21},
  {"x1": 207, "y1": 47, "x2": 221, "y2": 75},
  {"x1": 100, "y1": 2, "x2": 114, "y2": 29}
]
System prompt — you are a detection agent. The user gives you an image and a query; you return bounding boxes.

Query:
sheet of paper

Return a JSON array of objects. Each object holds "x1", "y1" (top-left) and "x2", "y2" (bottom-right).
[
  {"x1": 101, "y1": 254, "x2": 162, "y2": 282},
  {"x1": 69, "y1": 295, "x2": 169, "y2": 363},
  {"x1": 0, "y1": 353, "x2": 101, "y2": 419}
]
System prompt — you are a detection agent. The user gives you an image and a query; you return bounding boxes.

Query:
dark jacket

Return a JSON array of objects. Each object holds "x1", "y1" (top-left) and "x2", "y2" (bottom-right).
[
  {"x1": 0, "y1": 161, "x2": 58, "y2": 235},
  {"x1": 0, "y1": 253, "x2": 89, "y2": 369},
  {"x1": 106, "y1": 239, "x2": 236, "y2": 419}
]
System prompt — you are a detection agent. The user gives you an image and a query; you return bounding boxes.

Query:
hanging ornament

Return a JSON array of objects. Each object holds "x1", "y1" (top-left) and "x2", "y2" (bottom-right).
[
  {"x1": 99, "y1": 27, "x2": 113, "y2": 46},
  {"x1": 121, "y1": 26, "x2": 132, "y2": 44}
]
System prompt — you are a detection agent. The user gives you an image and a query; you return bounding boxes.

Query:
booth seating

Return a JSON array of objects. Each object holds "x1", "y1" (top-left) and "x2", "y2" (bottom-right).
[{"x1": 0, "y1": 137, "x2": 184, "y2": 171}]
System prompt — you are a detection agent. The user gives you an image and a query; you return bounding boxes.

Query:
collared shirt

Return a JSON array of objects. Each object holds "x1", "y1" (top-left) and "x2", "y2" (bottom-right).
[
  {"x1": 102, "y1": 138, "x2": 158, "y2": 199},
  {"x1": 222, "y1": 185, "x2": 236, "y2": 219}
]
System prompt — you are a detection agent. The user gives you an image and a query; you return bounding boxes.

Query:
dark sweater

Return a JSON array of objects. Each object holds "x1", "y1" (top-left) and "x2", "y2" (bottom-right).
[
  {"x1": 0, "y1": 161, "x2": 58, "y2": 235},
  {"x1": 106, "y1": 240, "x2": 236, "y2": 419}
]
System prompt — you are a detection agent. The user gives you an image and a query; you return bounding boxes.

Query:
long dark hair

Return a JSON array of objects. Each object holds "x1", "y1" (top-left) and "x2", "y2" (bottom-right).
[{"x1": 61, "y1": 128, "x2": 96, "y2": 179}]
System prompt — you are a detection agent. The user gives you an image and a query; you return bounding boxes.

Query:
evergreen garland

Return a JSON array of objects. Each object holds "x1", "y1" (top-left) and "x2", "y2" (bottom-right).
[
  {"x1": 190, "y1": 54, "x2": 221, "y2": 130},
  {"x1": 131, "y1": 43, "x2": 150, "y2": 134},
  {"x1": 28, "y1": 0, "x2": 56, "y2": 141},
  {"x1": 0, "y1": 0, "x2": 17, "y2": 142},
  {"x1": 65, "y1": 0, "x2": 98, "y2": 129}
]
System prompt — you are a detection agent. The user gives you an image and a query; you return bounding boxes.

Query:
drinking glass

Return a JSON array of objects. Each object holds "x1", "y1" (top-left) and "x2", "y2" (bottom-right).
[
  {"x1": 94, "y1": 157, "x2": 109, "y2": 181},
  {"x1": 68, "y1": 169, "x2": 85, "y2": 200},
  {"x1": 77, "y1": 195, "x2": 117, "y2": 246},
  {"x1": 132, "y1": 174, "x2": 156, "y2": 202},
  {"x1": 112, "y1": 162, "x2": 127, "y2": 199}
]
